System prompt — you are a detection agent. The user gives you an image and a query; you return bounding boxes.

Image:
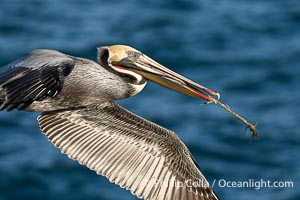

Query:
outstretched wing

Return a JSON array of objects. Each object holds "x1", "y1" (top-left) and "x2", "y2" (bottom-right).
[
  {"x1": 0, "y1": 49, "x2": 75, "y2": 111},
  {"x1": 38, "y1": 101, "x2": 219, "y2": 200}
]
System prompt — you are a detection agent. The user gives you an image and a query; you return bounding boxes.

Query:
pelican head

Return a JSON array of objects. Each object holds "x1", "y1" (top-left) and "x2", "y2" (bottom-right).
[{"x1": 98, "y1": 45, "x2": 220, "y2": 102}]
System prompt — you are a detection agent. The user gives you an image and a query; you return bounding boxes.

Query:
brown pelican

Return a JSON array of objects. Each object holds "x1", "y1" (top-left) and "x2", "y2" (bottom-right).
[{"x1": 0, "y1": 45, "x2": 220, "y2": 200}]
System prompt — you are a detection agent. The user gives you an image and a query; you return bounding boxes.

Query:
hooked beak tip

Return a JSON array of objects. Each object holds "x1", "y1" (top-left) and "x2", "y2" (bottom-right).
[
  {"x1": 208, "y1": 92, "x2": 221, "y2": 104},
  {"x1": 215, "y1": 92, "x2": 221, "y2": 100}
]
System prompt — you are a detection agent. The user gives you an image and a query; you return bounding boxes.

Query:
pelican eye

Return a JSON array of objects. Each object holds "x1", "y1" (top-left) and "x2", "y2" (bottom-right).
[{"x1": 127, "y1": 50, "x2": 141, "y2": 60}]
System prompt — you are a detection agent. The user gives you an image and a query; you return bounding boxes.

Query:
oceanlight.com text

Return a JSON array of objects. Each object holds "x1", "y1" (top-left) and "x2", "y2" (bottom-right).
[
  {"x1": 143, "y1": 178, "x2": 294, "y2": 190},
  {"x1": 212, "y1": 179, "x2": 294, "y2": 190}
]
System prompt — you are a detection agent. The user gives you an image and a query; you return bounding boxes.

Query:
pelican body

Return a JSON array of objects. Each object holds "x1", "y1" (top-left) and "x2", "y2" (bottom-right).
[{"x1": 0, "y1": 45, "x2": 220, "y2": 200}]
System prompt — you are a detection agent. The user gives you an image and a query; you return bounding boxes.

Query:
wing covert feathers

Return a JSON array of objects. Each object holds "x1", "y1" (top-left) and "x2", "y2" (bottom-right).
[
  {"x1": 0, "y1": 49, "x2": 74, "y2": 111},
  {"x1": 38, "y1": 102, "x2": 219, "y2": 200}
]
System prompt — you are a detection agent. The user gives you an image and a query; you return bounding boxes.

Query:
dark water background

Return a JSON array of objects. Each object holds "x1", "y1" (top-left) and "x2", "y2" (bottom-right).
[{"x1": 0, "y1": 0, "x2": 299, "y2": 199}]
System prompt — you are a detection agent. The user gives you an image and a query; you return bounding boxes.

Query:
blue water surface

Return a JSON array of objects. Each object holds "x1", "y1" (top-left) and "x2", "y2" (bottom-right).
[{"x1": 0, "y1": 0, "x2": 299, "y2": 200}]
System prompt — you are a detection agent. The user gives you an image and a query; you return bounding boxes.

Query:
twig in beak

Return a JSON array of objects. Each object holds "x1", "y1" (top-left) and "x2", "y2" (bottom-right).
[{"x1": 214, "y1": 99, "x2": 259, "y2": 142}]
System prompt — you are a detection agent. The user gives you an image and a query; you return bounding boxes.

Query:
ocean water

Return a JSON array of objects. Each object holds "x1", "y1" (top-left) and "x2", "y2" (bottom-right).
[{"x1": 0, "y1": 0, "x2": 299, "y2": 200}]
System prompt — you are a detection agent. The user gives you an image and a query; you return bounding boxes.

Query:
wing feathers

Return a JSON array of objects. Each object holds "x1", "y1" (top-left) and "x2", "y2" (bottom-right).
[
  {"x1": 0, "y1": 50, "x2": 75, "y2": 111},
  {"x1": 139, "y1": 156, "x2": 161, "y2": 198},
  {"x1": 84, "y1": 135, "x2": 109, "y2": 166},
  {"x1": 38, "y1": 102, "x2": 219, "y2": 200}
]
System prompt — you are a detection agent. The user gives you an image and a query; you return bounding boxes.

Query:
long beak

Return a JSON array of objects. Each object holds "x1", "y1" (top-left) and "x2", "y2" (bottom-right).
[{"x1": 113, "y1": 54, "x2": 220, "y2": 103}]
